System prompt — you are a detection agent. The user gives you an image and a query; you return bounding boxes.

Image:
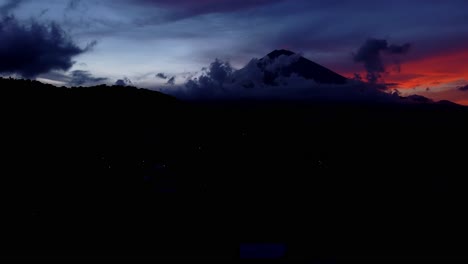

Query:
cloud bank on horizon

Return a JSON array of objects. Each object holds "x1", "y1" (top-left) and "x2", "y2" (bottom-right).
[
  {"x1": 0, "y1": 0, "x2": 468, "y2": 103},
  {"x1": 163, "y1": 54, "x2": 406, "y2": 103}
]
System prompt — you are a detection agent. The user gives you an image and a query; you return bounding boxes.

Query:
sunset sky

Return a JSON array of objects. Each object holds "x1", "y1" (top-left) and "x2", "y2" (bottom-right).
[{"x1": 1, "y1": 0, "x2": 468, "y2": 104}]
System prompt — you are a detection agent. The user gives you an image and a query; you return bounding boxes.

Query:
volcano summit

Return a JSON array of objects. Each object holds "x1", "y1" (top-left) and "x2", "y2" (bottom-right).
[{"x1": 259, "y1": 49, "x2": 348, "y2": 85}]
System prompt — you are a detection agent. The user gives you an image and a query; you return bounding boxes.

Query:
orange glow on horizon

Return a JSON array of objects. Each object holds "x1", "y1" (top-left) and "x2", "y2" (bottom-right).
[
  {"x1": 343, "y1": 49, "x2": 468, "y2": 90},
  {"x1": 391, "y1": 50, "x2": 468, "y2": 89},
  {"x1": 455, "y1": 99, "x2": 468, "y2": 106},
  {"x1": 341, "y1": 49, "x2": 468, "y2": 104}
]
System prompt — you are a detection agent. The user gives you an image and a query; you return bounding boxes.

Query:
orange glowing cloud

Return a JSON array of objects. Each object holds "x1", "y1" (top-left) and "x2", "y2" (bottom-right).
[
  {"x1": 389, "y1": 50, "x2": 468, "y2": 89},
  {"x1": 341, "y1": 49, "x2": 468, "y2": 105},
  {"x1": 388, "y1": 50, "x2": 468, "y2": 105},
  {"x1": 343, "y1": 49, "x2": 468, "y2": 89}
]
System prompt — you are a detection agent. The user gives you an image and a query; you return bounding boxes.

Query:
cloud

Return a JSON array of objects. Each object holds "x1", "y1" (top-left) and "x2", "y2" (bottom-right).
[
  {"x1": 66, "y1": 0, "x2": 81, "y2": 12},
  {"x1": 38, "y1": 8, "x2": 49, "y2": 18},
  {"x1": 134, "y1": 0, "x2": 284, "y2": 22},
  {"x1": 0, "y1": 0, "x2": 25, "y2": 16},
  {"x1": 205, "y1": 58, "x2": 233, "y2": 86},
  {"x1": 156, "y1": 72, "x2": 168, "y2": 79},
  {"x1": 458, "y1": 84, "x2": 468, "y2": 91},
  {"x1": 181, "y1": 58, "x2": 234, "y2": 96},
  {"x1": 0, "y1": 15, "x2": 96, "y2": 78},
  {"x1": 353, "y1": 38, "x2": 411, "y2": 84},
  {"x1": 115, "y1": 77, "x2": 133, "y2": 86},
  {"x1": 69, "y1": 70, "x2": 108, "y2": 86},
  {"x1": 167, "y1": 76, "x2": 175, "y2": 85},
  {"x1": 155, "y1": 72, "x2": 176, "y2": 85},
  {"x1": 36, "y1": 70, "x2": 108, "y2": 87},
  {"x1": 165, "y1": 56, "x2": 401, "y2": 103}
]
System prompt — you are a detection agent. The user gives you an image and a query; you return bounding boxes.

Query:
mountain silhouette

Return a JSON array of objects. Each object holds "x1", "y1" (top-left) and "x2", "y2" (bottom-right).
[
  {"x1": 1, "y1": 73, "x2": 468, "y2": 261},
  {"x1": 258, "y1": 49, "x2": 348, "y2": 85}
]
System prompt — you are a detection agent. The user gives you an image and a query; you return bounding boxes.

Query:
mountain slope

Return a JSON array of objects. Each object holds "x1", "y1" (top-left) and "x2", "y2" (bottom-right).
[
  {"x1": 258, "y1": 49, "x2": 348, "y2": 85},
  {"x1": 2, "y1": 74, "x2": 468, "y2": 261}
]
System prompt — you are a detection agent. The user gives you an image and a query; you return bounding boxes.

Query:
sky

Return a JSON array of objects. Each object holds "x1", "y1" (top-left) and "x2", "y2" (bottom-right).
[{"x1": 1, "y1": 0, "x2": 468, "y2": 104}]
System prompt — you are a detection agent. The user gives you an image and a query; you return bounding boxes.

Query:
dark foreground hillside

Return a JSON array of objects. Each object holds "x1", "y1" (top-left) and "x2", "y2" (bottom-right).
[{"x1": 2, "y1": 78, "x2": 468, "y2": 262}]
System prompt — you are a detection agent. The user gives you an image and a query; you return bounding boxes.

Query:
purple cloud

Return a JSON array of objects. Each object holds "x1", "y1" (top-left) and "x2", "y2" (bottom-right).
[
  {"x1": 353, "y1": 39, "x2": 411, "y2": 84},
  {"x1": 134, "y1": 0, "x2": 284, "y2": 20}
]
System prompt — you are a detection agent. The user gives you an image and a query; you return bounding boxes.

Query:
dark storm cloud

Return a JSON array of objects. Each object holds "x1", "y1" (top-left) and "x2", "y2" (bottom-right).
[
  {"x1": 156, "y1": 72, "x2": 168, "y2": 79},
  {"x1": 69, "y1": 70, "x2": 107, "y2": 86},
  {"x1": 0, "y1": 0, "x2": 26, "y2": 16},
  {"x1": 458, "y1": 84, "x2": 468, "y2": 91},
  {"x1": 0, "y1": 16, "x2": 96, "y2": 78},
  {"x1": 353, "y1": 39, "x2": 411, "y2": 84}
]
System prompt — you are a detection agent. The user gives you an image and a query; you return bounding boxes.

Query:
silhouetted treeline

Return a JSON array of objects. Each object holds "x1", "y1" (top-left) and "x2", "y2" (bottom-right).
[{"x1": 1, "y1": 77, "x2": 468, "y2": 261}]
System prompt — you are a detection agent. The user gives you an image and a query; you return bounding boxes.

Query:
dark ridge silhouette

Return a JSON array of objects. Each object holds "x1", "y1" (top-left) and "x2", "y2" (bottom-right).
[
  {"x1": 259, "y1": 49, "x2": 349, "y2": 85},
  {"x1": 437, "y1": 99, "x2": 464, "y2": 107},
  {"x1": 1, "y1": 77, "x2": 468, "y2": 261}
]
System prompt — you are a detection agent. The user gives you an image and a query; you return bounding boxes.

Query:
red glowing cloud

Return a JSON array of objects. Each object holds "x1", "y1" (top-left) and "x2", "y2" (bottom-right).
[
  {"x1": 388, "y1": 50, "x2": 468, "y2": 89},
  {"x1": 342, "y1": 48, "x2": 468, "y2": 105}
]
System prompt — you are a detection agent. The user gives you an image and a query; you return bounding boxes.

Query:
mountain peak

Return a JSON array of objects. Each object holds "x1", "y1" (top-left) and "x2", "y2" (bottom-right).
[
  {"x1": 267, "y1": 49, "x2": 296, "y2": 59},
  {"x1": 260, "y1": 50, "x2": 348, "y2": 85}
]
